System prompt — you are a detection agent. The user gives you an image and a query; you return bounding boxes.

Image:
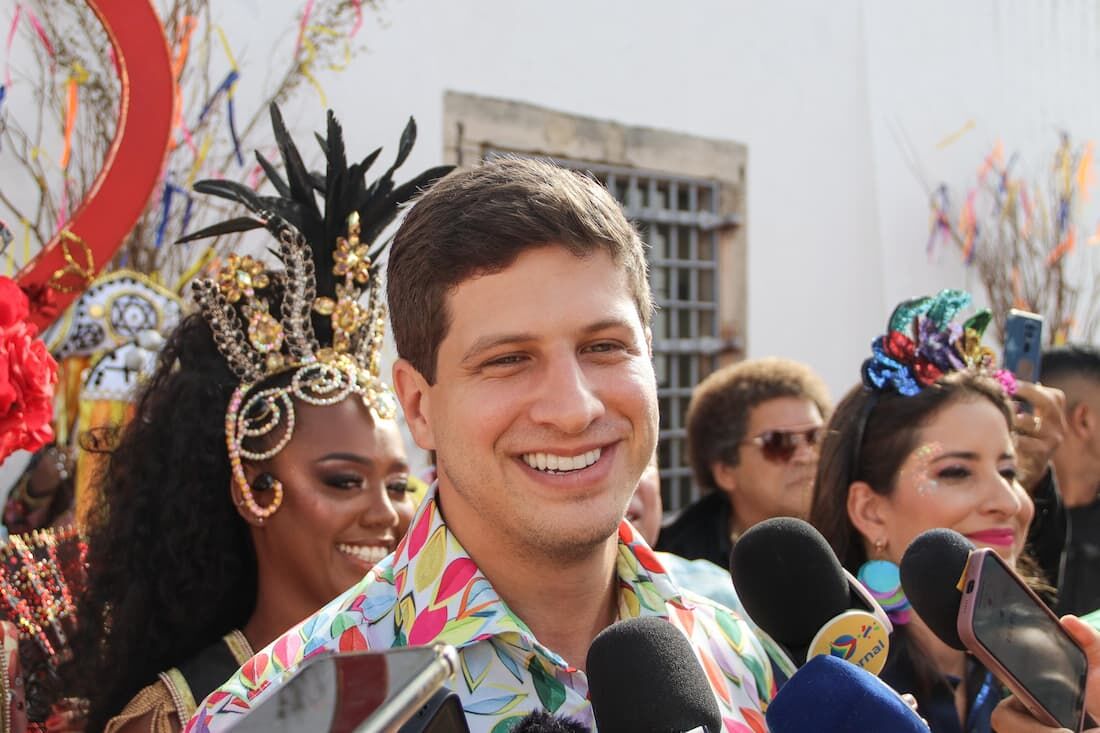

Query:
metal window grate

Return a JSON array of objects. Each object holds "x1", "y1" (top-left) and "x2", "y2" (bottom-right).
[{"x1": 484, "y1": 152, "x2": 724, "y2": 513}]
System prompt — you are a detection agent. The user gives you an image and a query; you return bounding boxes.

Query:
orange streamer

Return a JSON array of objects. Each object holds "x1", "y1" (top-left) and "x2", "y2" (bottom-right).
[
  {"x1": 1047, "y1": 228, "x2": 1076, "y2": 267},
  {"x1": 59, "y1": 77, "x2": 78, "y2": 169}
]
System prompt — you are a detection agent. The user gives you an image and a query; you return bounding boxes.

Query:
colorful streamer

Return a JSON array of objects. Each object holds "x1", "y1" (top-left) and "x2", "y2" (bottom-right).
[
  {"x1": 4, "y1": 4, "x2": 20, "y2": 87},
  {"x1": 22, "y1": 5, "x2": 55, "y2": 69},
  {"x1": 350, "y1": 0, "x2": 364, "y2": 37},
  {"x1": 294, "y1": 0, "x2": 316, "y2": 58},
  {"x1": 935, "y1": 119, "x2": 975, "y2": 150},
  {"x1": 154, "y1": 179, "x2": 175, "y2": 248}
]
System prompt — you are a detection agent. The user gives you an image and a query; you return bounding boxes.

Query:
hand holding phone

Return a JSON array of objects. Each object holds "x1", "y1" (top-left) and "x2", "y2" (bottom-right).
[
  {"x1": 959, "y1": 549, "x2": 1089, "y2": 731},
  {"x1": 990, "y1": 616, "x2": 1100, "y2": 732}
]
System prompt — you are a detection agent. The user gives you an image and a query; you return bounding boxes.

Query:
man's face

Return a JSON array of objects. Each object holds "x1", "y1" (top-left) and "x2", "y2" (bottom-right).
[
  {"x1": 716, "y1": 396, "x2": 823, "y2": 531},
  {"x1": 402, "y1": 245, "x2": 658, "y2": 561}
]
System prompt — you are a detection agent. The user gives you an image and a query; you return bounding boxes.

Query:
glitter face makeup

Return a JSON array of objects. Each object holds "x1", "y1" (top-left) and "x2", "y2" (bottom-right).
[{"x1": 905, "y1": 441, "x2": 944, "y2": 496}]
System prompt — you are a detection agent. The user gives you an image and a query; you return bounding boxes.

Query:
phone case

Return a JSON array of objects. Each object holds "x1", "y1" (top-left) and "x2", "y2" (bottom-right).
[
  {"x1": 1003, "y1": 310, "x2": 1044, "y2": 382},
  {"x1": 957, "y1": 548, "x2": 1087, "y2": 732}
]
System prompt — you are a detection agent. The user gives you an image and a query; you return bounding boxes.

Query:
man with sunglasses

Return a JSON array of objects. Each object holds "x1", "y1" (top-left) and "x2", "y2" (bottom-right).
[{"x1": 658, "y1": 357, "x2": 831, "y2": 568}]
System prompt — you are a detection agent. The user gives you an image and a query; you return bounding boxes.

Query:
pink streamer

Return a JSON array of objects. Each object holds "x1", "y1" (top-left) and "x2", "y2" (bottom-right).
[
  {"x1": 350, "y1": 0, "x2": 363, "y2": 37},
  {"x1": 55, "y1": 178, "x2": 70, "y2": 234},
  {"x1": 4, "y1": 5, "x2": 21, "y2": 88},
  {"x1": 246, "y1": 162, "x2": 263, "y2": 189},
  {"x1": 178, "y1": 119, "x2": 199, "y2": 157},
  {"x1": 294, "y1": 0, "x2": 315, "y2": 57},
  {"x1": 23, "y1": 6, "x2": 54, "y2": 64}
]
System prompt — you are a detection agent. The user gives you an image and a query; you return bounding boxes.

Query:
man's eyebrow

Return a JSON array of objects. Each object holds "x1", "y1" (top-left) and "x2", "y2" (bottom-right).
[
  {"x1": 461, "y1": 332, "x2": 537, "y2": 363},
  {"x1": 460, "y1": 318, "x2": 636, "y2": 363}
]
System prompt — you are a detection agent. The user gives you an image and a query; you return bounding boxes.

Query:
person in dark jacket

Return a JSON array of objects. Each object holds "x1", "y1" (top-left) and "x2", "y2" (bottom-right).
[{"x1": 658, "y1": 357, "x2": 830, "y2": 567}]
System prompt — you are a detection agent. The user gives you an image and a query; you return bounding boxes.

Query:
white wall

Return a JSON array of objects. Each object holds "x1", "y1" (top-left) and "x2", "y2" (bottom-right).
[{"x1": 8, "y1": 0, "x2": 1100, "y2": 402}]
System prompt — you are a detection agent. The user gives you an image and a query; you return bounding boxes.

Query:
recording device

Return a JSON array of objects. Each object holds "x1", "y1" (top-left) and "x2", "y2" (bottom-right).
[
  {"x1": 765, "y1": 654, "x2": 928, "y2": 732},
  {"x1": 586, "y1": 616, "x2": 721, "y2": 733},
  {"x1": 511, "y1": 710, "x2": 591, "y2": 732},
  {"x1": 900, "y1": 528, "x2": 1089, "y2": 732},
  {"x1": 231, "y1": 644, "x2": 468, "y2": 733},
  {"x1": 1003, "y1": 309, "x2": 1044, "y2": 383},
  {"x1": 729, "y1": 517, "x2": 892, "y2": 673}
]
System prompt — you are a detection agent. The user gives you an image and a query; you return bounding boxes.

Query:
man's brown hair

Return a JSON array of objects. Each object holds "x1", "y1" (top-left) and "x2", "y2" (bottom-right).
[
  {"x1": 686, "y1": 357, "x2": 831, "y2": 492},
  {"x1": 386, "y1": 156, "x2": 651, "y2": 382}
]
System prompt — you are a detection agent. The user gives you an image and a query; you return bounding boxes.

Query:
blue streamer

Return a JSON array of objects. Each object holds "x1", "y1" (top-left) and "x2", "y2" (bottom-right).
[
  {"x1": 180, "y1": 193, "x2": 194, "y2": 237},
  {"x1": 154, "y1": 181, "x2": 175, "y2": 249}
]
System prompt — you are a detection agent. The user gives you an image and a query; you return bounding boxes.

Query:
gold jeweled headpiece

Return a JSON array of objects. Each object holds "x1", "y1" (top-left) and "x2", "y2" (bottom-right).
[{"x1": 178, "y1": 104, "x2": 452, "y2": 522}]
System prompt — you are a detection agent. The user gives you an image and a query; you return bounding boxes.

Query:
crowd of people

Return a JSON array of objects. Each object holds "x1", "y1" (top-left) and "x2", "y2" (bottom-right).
[{"x1": 1, "y1": 103, "x2": 1099, "y2": 733}]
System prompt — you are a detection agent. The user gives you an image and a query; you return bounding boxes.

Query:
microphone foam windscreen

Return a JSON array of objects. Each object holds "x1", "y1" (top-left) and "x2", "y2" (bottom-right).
[
  {"x1": 766, "y1": 654, "x2": 928, "y2": 733},
  {"x1": 586, "y1": 616, "x2": 722, "y2": 733},
  {"x1": 511, "y1": 711, "x2": 591, "y2": 733},
  {"x1": 899, "y1": 528, "x2": 974, "y2": 651},
  {"x1": 729, "y1": 517, "x2": 851, "y2": 648}
]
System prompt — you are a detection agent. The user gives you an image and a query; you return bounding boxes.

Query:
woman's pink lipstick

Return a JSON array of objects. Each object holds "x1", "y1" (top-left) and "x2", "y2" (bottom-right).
[{"x1": 965, "y1": 528, "x2": 1016, "y2": 548}]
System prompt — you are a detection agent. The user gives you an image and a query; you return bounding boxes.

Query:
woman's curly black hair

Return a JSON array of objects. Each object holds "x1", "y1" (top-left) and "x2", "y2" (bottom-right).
[{"x1": 64, "y1": 313, "x2": 258, "y2": 731}]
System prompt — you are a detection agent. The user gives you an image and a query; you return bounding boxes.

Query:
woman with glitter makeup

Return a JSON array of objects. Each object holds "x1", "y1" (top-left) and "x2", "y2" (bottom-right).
[
  {"x1": 810, "y1": 290, "x2": 1047, "y2": 733},
  {"x1": 60, "y1": 106, "x2": 451, "y2": 733}
]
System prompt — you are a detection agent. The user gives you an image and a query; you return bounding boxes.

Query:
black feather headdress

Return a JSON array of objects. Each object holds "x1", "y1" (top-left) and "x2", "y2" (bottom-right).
[{"x1": 179, "y1": 103, "x2": 452, "y2": 387}]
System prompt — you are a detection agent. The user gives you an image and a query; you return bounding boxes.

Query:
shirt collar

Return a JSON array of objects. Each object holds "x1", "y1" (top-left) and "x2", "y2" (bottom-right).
[{"x1": 382, "y1": 483, "x2": 687, "y2": 666}]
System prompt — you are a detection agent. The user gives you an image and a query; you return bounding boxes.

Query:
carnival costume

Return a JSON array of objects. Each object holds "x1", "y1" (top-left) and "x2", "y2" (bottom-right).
[{"x1": 104, "y1": 104, "x2": 451, "y2": 732}]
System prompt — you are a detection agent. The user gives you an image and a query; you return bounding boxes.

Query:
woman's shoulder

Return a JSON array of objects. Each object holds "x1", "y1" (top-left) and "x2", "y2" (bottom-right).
[{"x1": 105, "y1": 679, "x2": 182, "y2": 733}]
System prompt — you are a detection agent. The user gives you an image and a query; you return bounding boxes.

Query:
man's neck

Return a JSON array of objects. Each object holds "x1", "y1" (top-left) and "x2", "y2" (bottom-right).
[
  {"x1": 1054, "y1": 455, "x2": 1100, "y2": 508},
  {"x1": 443, "y1": 503, "x2": 621, "y2": 671}
]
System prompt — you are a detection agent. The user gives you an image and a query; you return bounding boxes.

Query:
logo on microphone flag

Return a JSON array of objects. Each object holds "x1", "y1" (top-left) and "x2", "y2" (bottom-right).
[{"x1": 807, "y1": 610, "x2": 890, "y2": 676}]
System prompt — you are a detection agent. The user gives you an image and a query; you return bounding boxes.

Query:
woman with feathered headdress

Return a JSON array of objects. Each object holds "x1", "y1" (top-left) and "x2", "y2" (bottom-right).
[{"x1": 61, "y1": 106, "x2": 451, "y2": 733}]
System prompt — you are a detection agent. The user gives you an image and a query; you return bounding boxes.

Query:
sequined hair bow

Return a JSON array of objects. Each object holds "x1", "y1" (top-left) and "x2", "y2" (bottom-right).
[{"x1": 861, "y1": 289, "x2": 1016, "y2": 397}]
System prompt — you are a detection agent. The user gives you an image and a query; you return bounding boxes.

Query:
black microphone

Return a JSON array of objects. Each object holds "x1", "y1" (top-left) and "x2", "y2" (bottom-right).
[
  {"x1": 510, "y1": 710, "x2": 591, "y2": 732},
  {"x1": 897, "y1": 527, "x2": 974, "y2": 650},
  {"x1": 766, "y1": 654, "x2": 928, "y2": 732},
  {"x1": 586, "y1": 616, "x2": 722, "y2": 733},
  {"x1": 729, "y1": 517, "x2": 892, "y2": 673}
]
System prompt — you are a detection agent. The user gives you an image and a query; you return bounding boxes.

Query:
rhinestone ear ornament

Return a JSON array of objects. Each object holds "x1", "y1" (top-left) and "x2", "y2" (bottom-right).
[{"x1": 180, "y1": 104, "x2": 452, "y2": 521}]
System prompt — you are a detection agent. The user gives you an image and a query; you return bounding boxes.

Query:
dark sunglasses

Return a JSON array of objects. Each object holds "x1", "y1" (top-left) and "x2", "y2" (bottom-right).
[{"x1": 742, "y1": 426, "x2": 824, "y2": 463}]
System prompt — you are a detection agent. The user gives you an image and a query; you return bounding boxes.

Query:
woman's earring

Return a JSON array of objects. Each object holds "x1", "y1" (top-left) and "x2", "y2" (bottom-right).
[
  {"x1": 857, "y1": 553, "x2": 912, "y2": 625},
  {"x1": 239, "y1": 472, "x2": 283, "y2": 524}
]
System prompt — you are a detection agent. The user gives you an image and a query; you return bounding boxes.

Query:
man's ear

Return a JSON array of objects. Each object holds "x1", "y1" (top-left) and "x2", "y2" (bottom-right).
[
  {"x1": 712, "y1": 461, "x2": 738, "y2": 495},
  {"x1": 847, "y1": 480, "x2": 889, "y2": 547},
  {"x1": 1069, "y1": 401, "x2": 1092, "y2": 442},
  {"x1": 644, "y1": 326, "x2": 653, "y2": 358},
  {"x1": 393, "y1": 358, "x2": 435, "y2": 451}
]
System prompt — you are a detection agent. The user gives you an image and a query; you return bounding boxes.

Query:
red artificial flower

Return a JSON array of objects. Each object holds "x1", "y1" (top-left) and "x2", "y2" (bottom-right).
[
  {"x1": 912, "y1": 359, "x2": 944, "y2": 387},
  {"x1": 0, "y1": 277, "x2": 57, "y2": 463},
  {"x1": 884, "y1": 330, "x2": 916, "y2": 363},
  {"x1": 0, "y1": 277, "x2": 29, "y2": 327}
]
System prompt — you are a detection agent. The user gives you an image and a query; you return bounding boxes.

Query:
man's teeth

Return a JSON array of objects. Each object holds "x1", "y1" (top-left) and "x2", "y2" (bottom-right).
[
  {"x1": 522, "y1": 448, "x2": 602, "y2": 473},
  {"x1": 337, "y1": 544, "x2": 390, "y2": 564}
]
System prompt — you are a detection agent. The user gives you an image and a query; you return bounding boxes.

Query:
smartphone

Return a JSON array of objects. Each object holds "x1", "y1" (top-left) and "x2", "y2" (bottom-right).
[
  {"x1": 957, "y1": 548, "x2": 1088, "y2": 731},
  {"x1": 1003, "y1": 309, "x2": 1044, "y2": 383}
]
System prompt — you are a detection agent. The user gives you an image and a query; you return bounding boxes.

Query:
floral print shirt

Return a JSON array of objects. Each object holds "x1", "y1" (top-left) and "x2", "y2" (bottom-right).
[{"x1": 185, "y1": 487, "x2": 774, "y2": 733}]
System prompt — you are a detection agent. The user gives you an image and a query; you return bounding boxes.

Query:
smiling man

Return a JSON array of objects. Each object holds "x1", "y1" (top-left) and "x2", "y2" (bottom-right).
[{"x1": 185, "y1": 157, "x2": 774, "y2": 733}]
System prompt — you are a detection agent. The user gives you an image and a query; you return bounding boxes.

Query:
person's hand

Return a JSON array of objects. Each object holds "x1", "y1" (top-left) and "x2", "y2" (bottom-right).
[
  {"x1": 1011, "y1": 382, "x2": 1067, "y2": 494},
  {"x1": 991, "y1": 616, "x2": 1100, "y2": 732}
]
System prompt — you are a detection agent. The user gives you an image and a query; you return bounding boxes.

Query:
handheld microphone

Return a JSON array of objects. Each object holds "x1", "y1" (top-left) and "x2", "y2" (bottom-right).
[
  {"x1": 766, "y1": 654, "x2": 928, "y2": 732},
  {"x1": 586, "y1": 616, "x2": 722, "y2": 733},
  {"x1": 897, "y1": 528, "x2": 974, "y2": 650},
  {"x1": 511, "y1": 710, "x2": 591, "y2": 732},
  {"x1": 729, "y1": 517, "x2": 892, "y2": 673}
]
